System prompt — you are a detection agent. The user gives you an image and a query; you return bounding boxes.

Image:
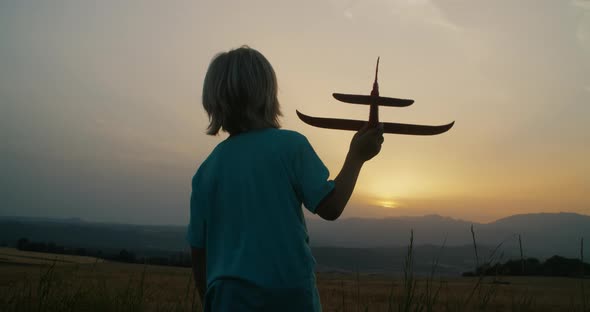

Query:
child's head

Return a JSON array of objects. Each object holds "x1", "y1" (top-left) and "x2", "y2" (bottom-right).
[{"x1": 202, "y1": 45, "x2": 282, "y2": 136}]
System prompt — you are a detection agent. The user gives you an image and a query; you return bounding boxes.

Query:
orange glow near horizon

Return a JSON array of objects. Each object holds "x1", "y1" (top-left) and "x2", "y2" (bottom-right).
[{"x1": 377, "y1": 199, "x2": 399, "y2": 209}]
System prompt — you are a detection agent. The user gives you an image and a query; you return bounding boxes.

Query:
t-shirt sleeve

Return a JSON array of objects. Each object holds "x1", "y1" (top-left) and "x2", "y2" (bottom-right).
[
  {"x1": 186, "y1": 171, "x2": 207, "y2": 248},
  {"x1": 292, "y1": 135, "x2": 335, "y2": 214}
]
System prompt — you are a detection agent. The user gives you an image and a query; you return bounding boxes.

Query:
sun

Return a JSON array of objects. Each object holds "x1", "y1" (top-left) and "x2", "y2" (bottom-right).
[{"x1": 378, "y1": 199, "x2": 398, "y2": 209}]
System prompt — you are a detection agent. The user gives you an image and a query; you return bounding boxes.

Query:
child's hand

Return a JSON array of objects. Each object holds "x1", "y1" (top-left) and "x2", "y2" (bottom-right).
[{"x1": 349, "y1": 123, "x2": 384, "y2": 162}]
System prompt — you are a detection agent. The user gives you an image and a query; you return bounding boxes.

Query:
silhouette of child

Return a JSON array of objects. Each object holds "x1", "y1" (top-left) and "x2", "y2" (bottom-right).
[{"x1": 187, "y1": 46, "x2": 384, "y2": 311}]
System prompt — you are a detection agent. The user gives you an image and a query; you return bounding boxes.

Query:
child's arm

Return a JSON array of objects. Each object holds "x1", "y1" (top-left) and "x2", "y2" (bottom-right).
[
  {"x1": 316, "y1": 124, "x2": 384, "y2": 221},
  {"x1": 190, "y1": 247, "x2": 207, "y2": 301}
]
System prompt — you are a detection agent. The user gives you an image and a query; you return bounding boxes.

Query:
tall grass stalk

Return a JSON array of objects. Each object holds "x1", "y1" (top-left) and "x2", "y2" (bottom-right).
[
  {"x1": 470, "y1": 225, "x2": 479, "y2": 273},
  {"x1": 341, "y1": 279, "x2": 346, "y2": 312},
  {"x1": 581, "y1": 237, "x2": 586, "y2": 312},
  {"x1": 420, "y1": 236, "x2": 446, "y2": 312},
  {"x1": 387, "y1": 280, "x2": 396, "y2": 312},
  {"x1": 36, "y1": 261, "x2": 57, "y2": 311},
  {"x1": 464, "y1": 229, "x2": 516, "y2": 308},
  {"x1": 519, "y1": 234, "x2": 525, "y2": 275},
  {"x1": 356, "y1": 267, "x2": 361, "y2": 312},
  {"x1": 399, "y1": 229, "x2": 417, "y2": 312}
]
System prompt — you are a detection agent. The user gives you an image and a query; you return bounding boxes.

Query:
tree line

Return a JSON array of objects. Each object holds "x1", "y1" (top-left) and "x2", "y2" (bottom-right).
[{"x1": 14, "y1": 238, "x2": 192, "y2": 267}]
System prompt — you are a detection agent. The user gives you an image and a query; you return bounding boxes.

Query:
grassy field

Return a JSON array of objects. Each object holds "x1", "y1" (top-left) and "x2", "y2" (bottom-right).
[
  {"x1": 0, "y1": 247, "x2": 104, "y2": 266},
  {"x1": 0, "y1": 248, "x2": 588, "y2": 311}
]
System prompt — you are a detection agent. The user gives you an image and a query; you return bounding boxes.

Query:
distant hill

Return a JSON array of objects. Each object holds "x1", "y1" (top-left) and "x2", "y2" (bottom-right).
[
  {"x1": 1, "y1": 213, "x2": 588, "y2": 274},
  {"x1": 307, "y1": 213, "x2": 590, "y2": 258}
]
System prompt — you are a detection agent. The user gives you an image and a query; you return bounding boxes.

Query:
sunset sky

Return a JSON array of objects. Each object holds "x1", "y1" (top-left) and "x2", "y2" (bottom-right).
[{"x1": 1, "y1": 0, "x2": 589, "y2": 224}]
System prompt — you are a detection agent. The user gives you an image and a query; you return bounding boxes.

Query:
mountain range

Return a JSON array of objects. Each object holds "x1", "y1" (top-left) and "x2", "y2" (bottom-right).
[{"x1": 306, "y1": 212, "x2": 590, "y2": 258}]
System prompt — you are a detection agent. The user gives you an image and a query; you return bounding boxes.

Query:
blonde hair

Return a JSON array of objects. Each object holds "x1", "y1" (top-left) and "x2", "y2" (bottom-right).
[{"x1": 202, "y1": 46, "x2": 282, "y2": 135}]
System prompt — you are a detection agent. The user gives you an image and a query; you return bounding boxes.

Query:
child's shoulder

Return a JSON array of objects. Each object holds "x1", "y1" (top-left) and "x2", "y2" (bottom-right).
[{"x1": 268, "y1": 128, "x2": 309, "y2": 145}]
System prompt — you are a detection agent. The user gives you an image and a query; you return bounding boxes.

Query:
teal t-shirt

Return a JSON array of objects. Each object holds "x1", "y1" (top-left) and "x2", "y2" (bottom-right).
[{"x1": 186, "y1": 128, "x2": 334, "y2": 311}]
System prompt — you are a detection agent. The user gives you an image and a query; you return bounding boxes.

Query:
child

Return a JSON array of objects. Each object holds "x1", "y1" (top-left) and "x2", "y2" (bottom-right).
[{"x1": 187, "y1": 46, "x2": 384, "y2": 311}]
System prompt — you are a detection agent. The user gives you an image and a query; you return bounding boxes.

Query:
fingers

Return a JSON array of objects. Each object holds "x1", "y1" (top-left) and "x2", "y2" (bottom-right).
[
  {"x1": 357, "y1": 123, "x2": 370, "y2": 135},
  {"x1": 358, "y1": 123, "x2": 384, "y2": 134},
  {"x1": 361, "y1": 123, "x2": 384, "y2": 138},
  {"x1": 370, "y1": 123, "x2": 384, "y2": 145}
]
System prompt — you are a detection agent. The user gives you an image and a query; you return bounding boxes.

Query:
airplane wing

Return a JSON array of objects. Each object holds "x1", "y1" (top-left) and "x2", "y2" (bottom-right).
[
  {"x1": 296, "y1": 110, "x2": 454, "y2": 135},
  {"x1": 332, "y1": 93, "x2": 414, "y2": 107}
]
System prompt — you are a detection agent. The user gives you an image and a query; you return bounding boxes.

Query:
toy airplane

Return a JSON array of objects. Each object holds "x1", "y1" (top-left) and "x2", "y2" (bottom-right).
[{"x1": 296, "y1": 58, "x2": 454, "y2": 135}]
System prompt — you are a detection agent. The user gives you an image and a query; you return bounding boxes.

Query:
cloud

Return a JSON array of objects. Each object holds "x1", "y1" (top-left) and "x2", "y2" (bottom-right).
[
  {"x1": 572, "y1": 0, "x2": 590, "y2": 49},
  {"x1": 330, "y1": 0, "x2": 461, "y2": 32},
  {"x1": 388, "y1": 0, "x2": 461, "y2": 32},
  {"x1": 343, "y1": 8, "x2": 353, "y2": 20},
  {"x1": 572, "y1": 0, "x2": 590, "y2": 9}
]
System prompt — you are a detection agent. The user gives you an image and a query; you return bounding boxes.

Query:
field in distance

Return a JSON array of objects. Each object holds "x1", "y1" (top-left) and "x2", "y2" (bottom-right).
[
  {"x1": 0, "y1": 248, "x2": 587, "y2": 312},
  {"x1": 0, "y1": 247, "x2": 104, "y2": 266}
]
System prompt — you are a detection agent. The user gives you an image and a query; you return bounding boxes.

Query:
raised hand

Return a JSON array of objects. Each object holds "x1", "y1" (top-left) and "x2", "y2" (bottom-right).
[{"x1": 349, "y1": 123, "x2": 384, "y2": 162}]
